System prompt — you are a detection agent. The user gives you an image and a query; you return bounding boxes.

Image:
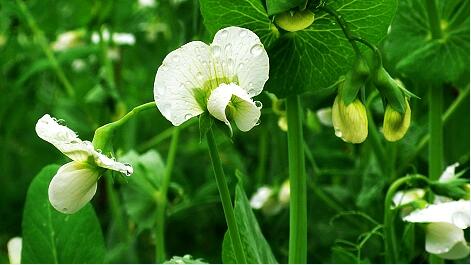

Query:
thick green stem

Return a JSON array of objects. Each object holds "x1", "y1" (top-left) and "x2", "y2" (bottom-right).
[
  {"x1": 16, "y1": 0, "x2": 75, "y2": 97},
  {"x1": 286, "y1": 96, "x2": 307, "y2": 264},
  {"x1": 384, "y1": 175, "x2": 429, "y2": 263},
  {"x1": 425, "y1": 0, "x2": 443, "y2": 39},
  {"x1": 428, "y1": 88, "x2": 443, "y2": 180},
  {"x1": 155, "y1": 127, "x2": 180, "y2": 263},
  {"x1": 206, "y1": 129, "x2": 246, "y2": 264}
]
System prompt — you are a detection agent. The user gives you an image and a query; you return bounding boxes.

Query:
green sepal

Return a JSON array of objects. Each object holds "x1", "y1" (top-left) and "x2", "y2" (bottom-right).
[
  {"x1": 92, "y1": 123, "x2": 115, "y2": 153},
  {"x1": 373, "y1": 67, "x2": 406, "y2": 114},
  {"x1": 430, "y1": 178, "x2": 469, "y2": 200},
  {"x1": 199, "y1": 112, "x2": 214, "y2": 142},
  {"x1": 341, "y1": 56, "x2": 370, "y2": 104}
]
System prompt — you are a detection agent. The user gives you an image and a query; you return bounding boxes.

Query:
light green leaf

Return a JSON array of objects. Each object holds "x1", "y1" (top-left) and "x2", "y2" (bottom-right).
[
  {"x1": 266, "y1": 0, "x2": 306, "y2": 16},
  {"x1": 21, "y1": 165, "x2": 106, "y2": 263},
  {"x1": 121, "y1": 150, "x2": 164, "y2": 232},
  {"x1": 221, "y1": 182, "x2": 278, "y2": 264},
  {"x1": 200, "y1": 0, "x2": 397, "y2": 97},
  {"x1": 384, "y1": 0, "x2": 470, "y2": 86}
]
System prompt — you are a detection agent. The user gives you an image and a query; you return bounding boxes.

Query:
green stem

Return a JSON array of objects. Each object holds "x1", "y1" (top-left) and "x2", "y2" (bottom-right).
[
  {"x1": 384, "y1": 175, "x2": 429, "y2": 263},
  {"x1": 428, "y1": 87, "x2": 443, "y2": 180},
  {"x1": 398, "y1": 86, "x2": 469, "y2": 175},
  {"x1": 321, "y1": 5, "x2": 361, "y2": 55},
  {"x1": 286, "y1": 96, "x2": 307, "y2": 264},
  {"x1": 365, "y1": 92, "x2": 387, "y2": 172},
  {"x1": 206, "y1": 129, "x2": 246, "y2": 264},
  {"x1": 351, "y1": 36, "x2": 383, "y2": 69},
  {"x1": 155, "y1": 127, "x2": 180, "y2": 263},
  {"x1": 425, "y1": 0, "x2": 443, "y2": 39},
  {"x1": 16, "y1": 0, "x2": 75, "y2": 97}
]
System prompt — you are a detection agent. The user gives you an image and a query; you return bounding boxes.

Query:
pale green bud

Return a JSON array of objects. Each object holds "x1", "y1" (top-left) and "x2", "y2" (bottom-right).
[
  {"x1": 274, "y1": 10, "x2": 315, "y2": 32},
  {"x1": 332, "y1": 95, "x2": 368, "y2": 144},
  {"x1": 383, "y1": 98, "x2": 411, "y2": 142}
]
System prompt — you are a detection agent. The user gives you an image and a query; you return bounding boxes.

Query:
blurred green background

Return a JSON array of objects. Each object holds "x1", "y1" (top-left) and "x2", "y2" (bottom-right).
[{"x1": 0, "y1": 0, "x2": 469, "y2": 263}]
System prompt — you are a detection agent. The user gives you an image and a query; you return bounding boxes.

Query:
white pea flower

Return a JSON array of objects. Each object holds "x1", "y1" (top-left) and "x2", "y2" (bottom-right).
[
  {"x1": 138, "y1": 0, "x2": 156, "y2": 8},
  {"x1": 403, "y1": 200, "x2": 470, "y2": 260},
  {"x1": 392, "y1": 188, "x2": 426, "y2": 208},
  {"x1": 153, "y1": 26, "x2": 269, "y2": 132},
  {"x1": 250, "y1": 187, "x2": 273, "y2": 210},
  {"x1": 7, "y1": 237, "x2": 22, "y2": 264},
  {"x1": 35, "y1": 114, "x2": 133, "y2": 214},
  {"x1": 91, "y1": 30, "x2": 136, "y2": 46},
  {"x1": 278, "y1": 179, "x2": 290, "y2": 206},
  {"x1": 52, "y1": 30, "x2": 84, "y2": 51},
  {"x1": 316, "y1": 107, "x2": 333, "y2": 127}
]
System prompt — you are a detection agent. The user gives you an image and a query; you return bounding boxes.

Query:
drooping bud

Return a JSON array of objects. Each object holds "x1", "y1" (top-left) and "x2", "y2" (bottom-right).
[
  {"x1": 373, "y1": 67, "x2": 407, "y2": 113},
  {"x1": 332, "y1": 95, "x2": 368, "y2": 144},
  {"x1": 341, "y1": 56, "x2": 370, "y2": 104},
  {"x1": 431, "y1": 178, "x2": 470, "y2": 201},
  {"x1": 383, "y1": 98, "x2": 411, "y2": 142},
  {"x1": 275, "y1": 9, "x2": 315, "y2": 32}
]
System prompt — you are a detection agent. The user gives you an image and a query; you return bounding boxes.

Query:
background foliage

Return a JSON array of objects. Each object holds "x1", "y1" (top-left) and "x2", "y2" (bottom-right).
[{"x1": 0, "y1": 0, "x2": 469, "y2": 263}]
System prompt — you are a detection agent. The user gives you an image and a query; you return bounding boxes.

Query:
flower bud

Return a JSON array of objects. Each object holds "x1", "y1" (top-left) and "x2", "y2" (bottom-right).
[
  {"x1": 341, "y1": 57, "x2": 370, "y2": 104},
  {"x1": 275, "y1": 10, "x2": 315, "y2": 32},
  {"x1": 383, "y1": 98, "x2": 411, "y2": 141},
  {"x1": 332, "y1": 95, "x2": 368, "y2": 143},
  {"x1": 430, "y1": 178, "x2": 470, "y2": 201},
  {"x1": 373, "y1": 67, "x2": 407, "y2": 113}
]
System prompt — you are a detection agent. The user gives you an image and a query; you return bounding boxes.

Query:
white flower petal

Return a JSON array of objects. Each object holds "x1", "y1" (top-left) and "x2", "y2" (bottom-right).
[
  {"x1": 48, "y1": 161, "x2": 100, "y2": 214},
  {"x1": 112, "y1": 33, "x2": 135, "y2": 45},
  {"x1": 93, "y1": 151, "x2": 133, "y2": 176},
  {"x1": 437, "y1": 239, "x2": 470, "y2": 260},
  {"x1": 392, "y1": 188, "x2": 425, "y2": 207},
  {"x1": 154, "y1": 41, "x2": 210, "y2": 126},
  {"x1": 7, "y1": 237, "x2": 22, "y2": 264},
  {"x1": 426, "y1": 222, "x2": 469, "y2": 259},
  {"x1": 207, "y1": 83, "x2": 261, "y2": 132},
  {"x1": 316, "y1": 107, "x2": 333, "y2": 127},
  {"x1": 211, "y1": 27, "x2": 269, "y2": 97},
  {"x1": 250, "y1": 187, "x2": 273, "y2": 209},
  {"x1": 36, "y1": 114, "x2": 94, "y2": 162},
  {"x1": 439, "y1": 162, "x2": 460, "y2": 182},
  {"x1": 278, "y1": 180, "x2": 290, "y2": 205},
  {"x1": 403, "y1": 200, "x2": 470, "y2": 229}
]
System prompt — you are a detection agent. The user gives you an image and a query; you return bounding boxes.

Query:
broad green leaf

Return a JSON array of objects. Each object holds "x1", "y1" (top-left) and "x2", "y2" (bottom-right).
[
  {"x1": 121, "y1": 150, "x2": 164, "y2": 232},
  {"x1": 384, "y1": 0, "x2": 470, "y2": 86},
  {"x1": 21, "y1": 165, "x2": 106, "y2": 264},
  {"x1": 200, "y1": 0, "x2": 397, "y2": 97},
  {"x1": 266, "y1": 0, "x2": 306, "y2": 16},
  {"x1": 221, "y1": 182, "x2": 277, "y2": 264}
]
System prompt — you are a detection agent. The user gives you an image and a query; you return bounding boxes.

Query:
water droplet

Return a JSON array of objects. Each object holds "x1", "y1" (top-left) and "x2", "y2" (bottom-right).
[
  {"x1": 248, "y1": 89, "x2": 256, "y2": 95},
  {"x1": 238, "y1": 63, "x2": 245, "y2": 70},
  {"x1": 225, "y1": 43, "x2": 232, "y2": 51},
  {"x1": 160, "y1": 65, "x2": 168, "y2": 72},
  {"x1": 124, "y1": 163, "x2": 133, "y2": 176},
  {"x1": 250, "y1": 44, "x2": 264, "y2": 56},
  {"x1": 452, "y1": 211, "x2": 469, "y2": 229},
  {"x1": 184, "y1": 113, "x2": 193, "y2": 120},
  {"x1": 254, "y1": 101, "x2": 263, "y2": 109},
  {"x1": 334, "y1": 128, "x2": 342, "y2": 138},
  {"x1": 185, "y1": 81, "x2": 192, "y2": 88},
  {"x1": 255, "y1": 119, "x2": 261, "y2": 126},
  {"x1": 172, "y1": 54, "x2": 179, "y2": 62},
  {"x1": 212, "y1": 45, "x2": 221, "y2": 57},
  {"x1": 220, "y1": 29, "x2": 228, "y2": 39},
  {"x1": 239, "y1": 29, "x2": 248, "y2": 37}
]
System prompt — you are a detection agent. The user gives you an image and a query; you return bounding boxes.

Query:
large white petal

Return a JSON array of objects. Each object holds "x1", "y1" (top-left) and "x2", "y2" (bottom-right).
[
  {"x1": 403, "y1": 200, "x2": 470, "y2": 229},
  {"x1": 207, "y1": 83, "x2": 261, "y2": 132},
  {"x1": 211, "y1": 27, "x2": 269, "y2": 97},
  {"x1": 48, "y1": 161, "x2": 100, "y2": 214},
  {"x1": 439, "y1": 162, "x2": 459, "y2": 182},
  {"x1": 7, "y1": 237, "x2": 22, "y2": 264},
  {"x1": 250, "y1": 187, "x2": 273, "y2": 209},
  {"x1": 35, "y1": 114, "x2": 94, "y2": 162},
  {"x1": 93, "y1": 151, "x2": 133, "y2": 176},
  {"x1": 426, "y1": 222, "x2": 469, "y2": 259},
  {"x1": 154, "y1": 41, "x2": 211, "y2": 126}
]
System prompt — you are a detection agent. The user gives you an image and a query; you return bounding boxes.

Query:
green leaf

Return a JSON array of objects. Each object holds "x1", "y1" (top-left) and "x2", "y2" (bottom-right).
[
  {"x1": 266, "y1": 0, "x2": 306, "y2": 16},
  {"x1": 221, "y1": 182, "x2": 277, "y2": 264},
  {"x1": 384, "y1": 0, "x2": 470, "y2": 86},
  {"x1": 21, "y1": 165, "x2": 106, "y2": 263},
  {"x1": 120, "y1": 150, "x2": 164, "y2": 233},
  {"x1": 200, "y1": 0, "x2": 397, "y2": 97}
]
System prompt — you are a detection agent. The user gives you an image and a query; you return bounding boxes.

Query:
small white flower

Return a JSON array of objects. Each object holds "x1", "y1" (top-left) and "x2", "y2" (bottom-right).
[
  {"x1": 278, "y1": 179, "x2": 290, "y2": 206},
  {"x1": 153, "y1": 26, "x2": 269, "y2": 132},
  {"x1": 138, "y1": 0, "x2": 156, "y2": 8},
  {"x1": 316, "y1": 107, "x2": 333, "y2": 127},
  {"x1": 52, "y1": 30, "x2": 83, "y2": 51},
  {"x1": 250, "y1": 187, "x2": 273, "y2": 209},
  {"x1": 392, "y1": 188, "x2": 425, "y2": 208},
  {"x1": 92, "y1": 30, "x2": 136, "y2": 46},
  {"x1": 7, "y1": 237, "x2": 22, "y2": 264},
  {"x1": 35, "y1": 114, "x2": 133, "y2": 214},
  {"x1": 403, "y1": 200, "x2": 470, "y2": 260}
]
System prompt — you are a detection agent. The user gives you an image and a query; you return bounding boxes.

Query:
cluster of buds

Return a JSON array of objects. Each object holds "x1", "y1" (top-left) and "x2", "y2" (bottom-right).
[{"x1": 332, "y1": 56, "x2": 414, "y2": 144}]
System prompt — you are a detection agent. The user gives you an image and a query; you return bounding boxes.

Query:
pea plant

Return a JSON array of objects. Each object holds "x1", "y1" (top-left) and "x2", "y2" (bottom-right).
[{"x1": 1, "y1": 0, "x2": 469, "y2": 264}]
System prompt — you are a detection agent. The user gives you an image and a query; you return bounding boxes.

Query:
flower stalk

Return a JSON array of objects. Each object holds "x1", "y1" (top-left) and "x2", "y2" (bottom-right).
[
  {"x1": 206, "y1": 129, "x2": 247, "y2": 264},
  {"x1": 286, "y1": 95, "x2": 307, "y2": 263}
]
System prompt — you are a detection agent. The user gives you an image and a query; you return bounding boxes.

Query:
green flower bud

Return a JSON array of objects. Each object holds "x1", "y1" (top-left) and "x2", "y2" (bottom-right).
[
  {"x1": 332, "y1": 95, "x2": 368, "y2": 144},
  {"x1": 430, "y1": 178, "x2": 470, "y2": 200},
  {"x1": 341, "y1": 57, "x2": 370, "y2": 104},
  {"x1": 383, "y1": 98, "x2": 411, "y2": 142},
  {"x1": 275, "y1": 10, "x2": 315, "y2": 32},
  {"x1": 373, "y1": 67, "x2": 407, "y2": 113}
]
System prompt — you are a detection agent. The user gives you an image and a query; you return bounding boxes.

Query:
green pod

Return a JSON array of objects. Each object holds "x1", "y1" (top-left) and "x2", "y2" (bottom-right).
[
  {"x1": 341, "y1": 57, "x2": 370, "y2": 104},
  {"x1": 373, "y1": 67, "x2": 406, "y2": 113},
  {"x1": 332, "y1": 95, "x2": 368, "y2": 144},
  {"x1": 274, "y1": 9, "x2": 315, "y2": 32},
  {"x1": 383, "y1": 98, "x2": 411, "y2": 142}
]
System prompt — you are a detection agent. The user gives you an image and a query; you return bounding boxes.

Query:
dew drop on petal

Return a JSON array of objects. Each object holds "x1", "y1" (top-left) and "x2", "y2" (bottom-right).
[
  {"x1": 238, "y1": 62, "x2": 245, "y2": 70},
  {"x1": 225, "y1": 43, "x2": 232, "y2": 52},
  {"x1": 160, "y1": 65, "x2": 168, "y2": 72},
  {"x1": 184, "y1": 113, "x2": 193, "y2": 120},
  {"x1": 255, "y1": 119, "x2": 261, "y2": 126},
  {"x1": 220, "y1": 29, "x2": 228, "y2": 39},
  {"x1": 124, "y1": 163, "x2": 133, "y2": 176},
  {"x1": 254, "y1": 101, "x2": 263, "y2": 109},
  {"x1": 334, "y1": 128, "x2": 342, "y2": 138},
  {"x1": 250, "y1": 44, "x2": 263, "y2": 56},
  {"x1": 239, "y1": 29, "x2": 247, "y2": 37}
]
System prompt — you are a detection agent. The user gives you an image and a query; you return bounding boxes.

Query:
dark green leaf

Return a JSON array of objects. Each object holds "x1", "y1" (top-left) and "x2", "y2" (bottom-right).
[
  {"x1": 266, "y1": 0, "x2": 306, "y2": 16},
  {"x1": 21, "y1": 165, "x2": 106, "y2": 263},
  {"x1": 221, "y1": 182, "x2": 277, "y2": 264},
  {"x1": 384, "y1": 0, "x2": 470, "y2": 86}
]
